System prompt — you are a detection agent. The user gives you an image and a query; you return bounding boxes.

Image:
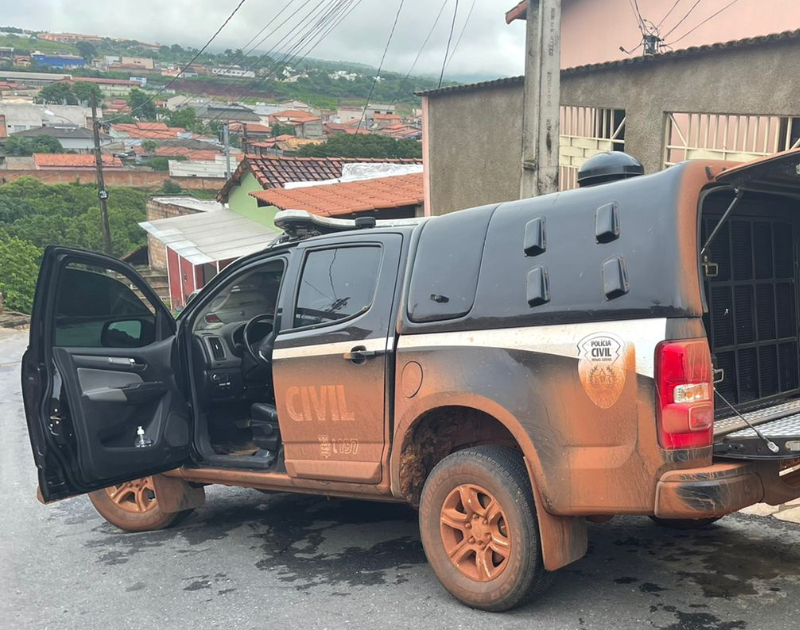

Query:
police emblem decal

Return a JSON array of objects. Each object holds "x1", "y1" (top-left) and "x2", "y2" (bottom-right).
[{"x1": 577, "y1": 332, "x2": 632, "y2": 409}]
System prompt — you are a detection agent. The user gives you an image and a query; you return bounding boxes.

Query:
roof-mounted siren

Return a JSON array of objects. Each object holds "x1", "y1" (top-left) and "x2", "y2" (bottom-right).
[{"x1": 577, "y1": 152, "x2": 644, "y2": 188}]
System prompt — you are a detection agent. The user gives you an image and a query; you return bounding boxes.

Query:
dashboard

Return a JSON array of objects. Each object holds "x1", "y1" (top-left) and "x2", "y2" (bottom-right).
[{"x1": 193, "y1": 320, "x2": 274, "y2": 401}]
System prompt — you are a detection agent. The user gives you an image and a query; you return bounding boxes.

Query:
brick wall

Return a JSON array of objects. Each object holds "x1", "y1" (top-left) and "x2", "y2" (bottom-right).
[
  {"x1": 145, "y1": 198, "x2": 205, "y2": 271},
  {"x1": 0, "y1": 168, "x2": 223, "y2": 191}
]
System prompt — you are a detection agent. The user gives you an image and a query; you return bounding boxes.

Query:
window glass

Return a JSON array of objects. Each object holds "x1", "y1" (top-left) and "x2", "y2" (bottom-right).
[
  {"x1": 54, "y1": 263, "x2": 156, "y2": 348},
  {"x1": 294, "y1": 246, "x2": 382, "y2": 328},
  {"x1": 194, "y1": 261, "x2": 284, "y2": 331}
]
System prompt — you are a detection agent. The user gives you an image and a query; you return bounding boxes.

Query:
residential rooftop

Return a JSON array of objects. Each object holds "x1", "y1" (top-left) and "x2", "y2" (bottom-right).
[{"x1": 250, "y1": 172, "x2": 424, "y2": 217}]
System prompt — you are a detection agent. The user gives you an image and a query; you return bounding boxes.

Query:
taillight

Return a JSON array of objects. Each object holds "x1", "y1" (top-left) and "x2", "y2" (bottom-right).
[
  {"x1": 204, "y1": 313, "x2": 222, "y2": 324},
  {"x1": 655, "y1": 339, "x2": 714, "y2": 449}
]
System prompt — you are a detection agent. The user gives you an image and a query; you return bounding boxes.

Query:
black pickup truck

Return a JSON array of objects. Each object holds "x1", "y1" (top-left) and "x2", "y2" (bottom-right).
[{"x1": 22, "y1": 150, "x2": 800, "y2": 611}]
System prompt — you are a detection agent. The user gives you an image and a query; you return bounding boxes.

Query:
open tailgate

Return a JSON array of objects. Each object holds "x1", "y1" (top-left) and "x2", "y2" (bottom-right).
[
  {"x1": 714, "y1": 399, "x2": 800, "y2": 459},
  {"x1": 716, "y1": 149, "x2": 800, "y2": 194}
]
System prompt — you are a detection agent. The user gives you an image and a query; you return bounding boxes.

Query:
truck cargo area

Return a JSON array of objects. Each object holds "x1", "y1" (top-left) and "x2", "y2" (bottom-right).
[{"x1": 702, "y1": 167, "x2": 800, "y2": 459}]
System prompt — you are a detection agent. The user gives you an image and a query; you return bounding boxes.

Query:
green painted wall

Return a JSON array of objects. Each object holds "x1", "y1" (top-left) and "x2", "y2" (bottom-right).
[{"x1": 226, "y1": 172, "x2": 280, "y2": 229}]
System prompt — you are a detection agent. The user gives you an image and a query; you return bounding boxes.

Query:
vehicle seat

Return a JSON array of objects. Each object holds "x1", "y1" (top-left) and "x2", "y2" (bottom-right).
[{"x1": 250, "y1": 403, "x2": 281, "y2": 451}]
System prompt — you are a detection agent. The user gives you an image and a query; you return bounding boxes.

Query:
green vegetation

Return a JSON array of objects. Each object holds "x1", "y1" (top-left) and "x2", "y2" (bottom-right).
[
  {"x1": 4, "y1": 135, "x2": 63, "y2": 156},
  {"x1": 76, "y1": 41, "x2": 97, "y2": 61},
  {"x1": 0, "y1": 177, "x2": 150, "y2": 312},
  {"x1": 36, "y1": 81, "x2": 78, "y2": 105},
  {"x1": 296, "y1": 134, "x2": 421, "y2": 160},
  {"x1": 271, "y1": 123, "x2": 296, "y2": 137},
  {"x1": 0, "y1": 231, "x2": 40, "y2": 314},
  {"x1": 128, "y1": 88, "x2": 157, "y2": 120}
]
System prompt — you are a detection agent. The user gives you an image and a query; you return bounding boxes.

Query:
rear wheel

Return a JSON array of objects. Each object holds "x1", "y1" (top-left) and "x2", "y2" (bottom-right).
[
  {"x1": 648, "y1": 515, "x2": 722, "y2": 530},
  {"x1": 88, "y1": 476, "x2": 194, "y2": 532},
  {"x1": 419, "y1": 446, "x2": 551, "y2": 611}
]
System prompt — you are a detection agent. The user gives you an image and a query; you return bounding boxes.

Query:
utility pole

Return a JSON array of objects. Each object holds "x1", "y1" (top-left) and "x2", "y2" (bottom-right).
[
  {"x1": 520, "y1": 0, "x2": 562, "y2": 198},
  {"x1": 222, "y1": 122, "x2": 232, "y2": 180},
  {"x1": 91, "y1": 92, "x2": 113, "y2": 256}
]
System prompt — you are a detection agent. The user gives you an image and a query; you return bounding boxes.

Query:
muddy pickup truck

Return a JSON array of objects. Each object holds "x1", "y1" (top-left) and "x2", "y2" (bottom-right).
[{"x1": 22, "y1": 151, "x2": 800, "y2": 611}]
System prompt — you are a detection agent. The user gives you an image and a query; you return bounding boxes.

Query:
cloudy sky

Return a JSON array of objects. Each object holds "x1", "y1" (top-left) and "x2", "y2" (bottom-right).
[{"x1": 4, "y1": 0, "x2": 527, "y2": 79}]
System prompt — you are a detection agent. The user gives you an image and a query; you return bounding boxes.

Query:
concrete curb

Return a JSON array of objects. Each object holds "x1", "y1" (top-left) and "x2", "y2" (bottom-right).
[{"x1": 740, "y1": 499, "x2": 800, "y2": 523}]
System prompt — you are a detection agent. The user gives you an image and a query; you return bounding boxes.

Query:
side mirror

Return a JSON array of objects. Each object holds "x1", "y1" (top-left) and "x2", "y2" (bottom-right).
[{"x1": 101, "y1": 318, "x2": 154, "y2": 348}]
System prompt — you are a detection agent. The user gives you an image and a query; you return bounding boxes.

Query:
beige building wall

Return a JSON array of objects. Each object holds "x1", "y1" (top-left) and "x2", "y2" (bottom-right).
[
  {"x1": 424, "y1": 36, "x2": 800, "y2": 215},
  {"x1": 561, "y1": 0, "x2": 800, "y2": 68}
]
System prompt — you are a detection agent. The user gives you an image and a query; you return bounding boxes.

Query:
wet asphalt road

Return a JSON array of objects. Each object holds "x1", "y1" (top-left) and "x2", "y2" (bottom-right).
[{"x1": 2, "y1": 328, "x2": 800, "y2": 630}]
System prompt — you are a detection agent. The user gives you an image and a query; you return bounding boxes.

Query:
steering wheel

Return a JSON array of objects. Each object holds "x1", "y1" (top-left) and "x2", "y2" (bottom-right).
[{"x1": 242, "y1": 314, "x2": 275, "y2": 366}]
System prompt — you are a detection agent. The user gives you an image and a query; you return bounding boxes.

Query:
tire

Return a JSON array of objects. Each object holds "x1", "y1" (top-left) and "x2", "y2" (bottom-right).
[
  {"x1": 419, "y1": 446, "x2": 551, "y2": 612},
  {"x1": 88, "y1": 476, "x2": 194, "y2": 533},
  {"x1": 648, "y1": 515, "x2": 722, "y2": 530}
]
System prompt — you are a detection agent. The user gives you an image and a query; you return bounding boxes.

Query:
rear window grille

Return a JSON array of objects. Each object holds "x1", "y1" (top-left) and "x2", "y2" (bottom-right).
[{"x1": 704, "y1": 215, "x2": 799, "y2": 407}]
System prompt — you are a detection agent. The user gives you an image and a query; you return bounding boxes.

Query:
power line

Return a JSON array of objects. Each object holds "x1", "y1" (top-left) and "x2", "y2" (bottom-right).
[
  {"x1": 390, "y1": 0, "x2": 450, "y2": 106},
  {"x1": 667, "y1": 0, "x2": 742, "y2": 45},
  {"x1": 109, "y1": 0, "x2": 249, "y2": 122},
  {"x1": 438, "y1": 0, "x2": 459, "y2": 88},
  {"x1": 356, "y1": 0, "x2": 406, "y2": 132},
  {"x1": 445, "y1": 0, "x2": 477, "y2": 68},
  {"x1": 628, "y1": 0, "x2": 646, "y2": 35},
  {"x1": 134, "y1": 0, "x2": 304, "y2": 129},
  {"x1": 663, "y1": 0, "x2": 704, "y2": 40},
  {"x1": 657, "y1": 0, "x2": 684, "y2": 28},
  {"x1": 184, "y1": 0, "x2": 339, "y2": 127}
]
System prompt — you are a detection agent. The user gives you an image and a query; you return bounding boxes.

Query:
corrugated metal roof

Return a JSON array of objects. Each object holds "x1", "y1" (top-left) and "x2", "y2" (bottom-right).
[
  {"x1": 139, "y1": 208, "x2": 280, "y2": 265},
  {"x1": 417, "y1": 29, "x2": 800, "y2": 97}
]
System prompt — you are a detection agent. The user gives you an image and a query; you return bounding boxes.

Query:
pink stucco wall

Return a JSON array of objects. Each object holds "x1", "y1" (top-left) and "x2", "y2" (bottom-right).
[{"x1": 561, "y1": 0, "x2": 800, "y2": 68}]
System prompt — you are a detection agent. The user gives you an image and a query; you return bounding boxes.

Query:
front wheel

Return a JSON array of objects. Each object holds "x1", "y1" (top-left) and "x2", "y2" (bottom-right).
[
  {"x1": 88, "y1": 476, "x2": 194, "y2": 532},
  {"x1": 419, "y1": 446, "x2": 551, "y2": 612}
]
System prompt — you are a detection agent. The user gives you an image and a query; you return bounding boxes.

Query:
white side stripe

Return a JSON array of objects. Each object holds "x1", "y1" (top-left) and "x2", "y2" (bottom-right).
[
  {"x1": 273, "y1": 337, "x2": 389, "y2": 361},
  {"x1": 397, "y1": 318, "x2": 667, "y2": 378}
]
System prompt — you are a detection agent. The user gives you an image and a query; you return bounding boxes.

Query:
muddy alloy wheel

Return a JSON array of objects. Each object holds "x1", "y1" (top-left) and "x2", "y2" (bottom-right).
[
  {"x1": 106, "y1": 477, "x2": 158, "y2": 514},
  {"x1": 439, "y1": 484, "x2": 511, "y2": 582},
  {"x1": 420, "y1": 446, "x2": 552, "y2": 612},
  {"x1": 88, "y1": 475, "x2": 194, "y2": 533}
]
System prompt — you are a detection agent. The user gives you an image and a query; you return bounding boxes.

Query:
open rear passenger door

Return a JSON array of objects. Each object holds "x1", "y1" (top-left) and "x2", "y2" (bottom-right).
[{"x1": 22, "y1": 247, "x2": 193, "y2": 502}]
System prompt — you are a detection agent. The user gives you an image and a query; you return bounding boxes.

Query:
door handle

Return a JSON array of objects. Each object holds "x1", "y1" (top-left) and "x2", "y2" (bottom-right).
[{"x1": 343, "y1": 346, "x2": 381, "y2": 364}]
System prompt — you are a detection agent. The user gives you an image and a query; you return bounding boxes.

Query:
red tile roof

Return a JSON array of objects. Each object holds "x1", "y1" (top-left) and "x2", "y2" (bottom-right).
[
  {"x1": 271, "y1": 109, "x2": 316, "y2": 119},
  {"x1": 230, "y1": 122, "x2": 272, "y2": 134},
  {"x1": 217, "y1": 155, "x2": 422, "y2": 201},
  {"x1": 34, "y1": 153, "x2": 124, "y2": 168},
  {"x1": 373, "y1": 113, "x2": 402, "y2": 121},
  {"x1": 112, "y1": 122, "x2": 188, "y2": 139},
  {"x1": 154, "y1": 147, "x2": 220, "y2": 160},
  {"x1": 505, "y1": 1, "x2": 527, "y2": 23},
  {"x1": 250, "y1": 173, "x2": 424, "y2": 216}
]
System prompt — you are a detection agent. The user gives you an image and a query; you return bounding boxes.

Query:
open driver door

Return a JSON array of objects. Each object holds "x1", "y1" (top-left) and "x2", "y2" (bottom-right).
[{"x1": 22, "y1": 247, "x2": 193, "y2": 502}]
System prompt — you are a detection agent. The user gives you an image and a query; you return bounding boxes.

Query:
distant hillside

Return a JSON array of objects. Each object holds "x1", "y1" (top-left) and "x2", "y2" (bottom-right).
[{"x1": 1, "y1": 26, "x2": 458, "y2": 108}]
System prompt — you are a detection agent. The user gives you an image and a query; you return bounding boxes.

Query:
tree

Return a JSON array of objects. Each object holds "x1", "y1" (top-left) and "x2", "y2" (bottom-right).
[
  {"x1": 296, "y1": 134, "x2": 422, "y2": 159},
  {"x1": 170, "y1": 44, "x2": 184, "y2": 54},
  {"x1": 141, "y1": 140, "x2": 158, "y2": 153},
  {"x1": 166, "y1": 107, "x2": 200, "y2": 131},
  {"x1": 0, "y1": 233, "x2": 40, "y2": 313},
  {"x1": 128, "y1": 88, "x2": 157, "y2": 120},
  {"x1": 4, "y1": 135, "x2": 63, "y2": 156},
  {"x1": 37, "y1": 82, "x2": 78, "y2": 105},
  {"x1": 161, "y1": 180, "x2": 183, "y2": 194},
  {"x1": 73, "y1": 81, "x2": 103, "y2": 106},
  {"x1": 271, "y1": 123, "x2": 296, "y2": 137},
  {"x1": 76, "y1": 41, "x2": 97, "y2": 61},
  {"x1": 148, "y1": 157, "x2": 170, "y2": 171}
]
